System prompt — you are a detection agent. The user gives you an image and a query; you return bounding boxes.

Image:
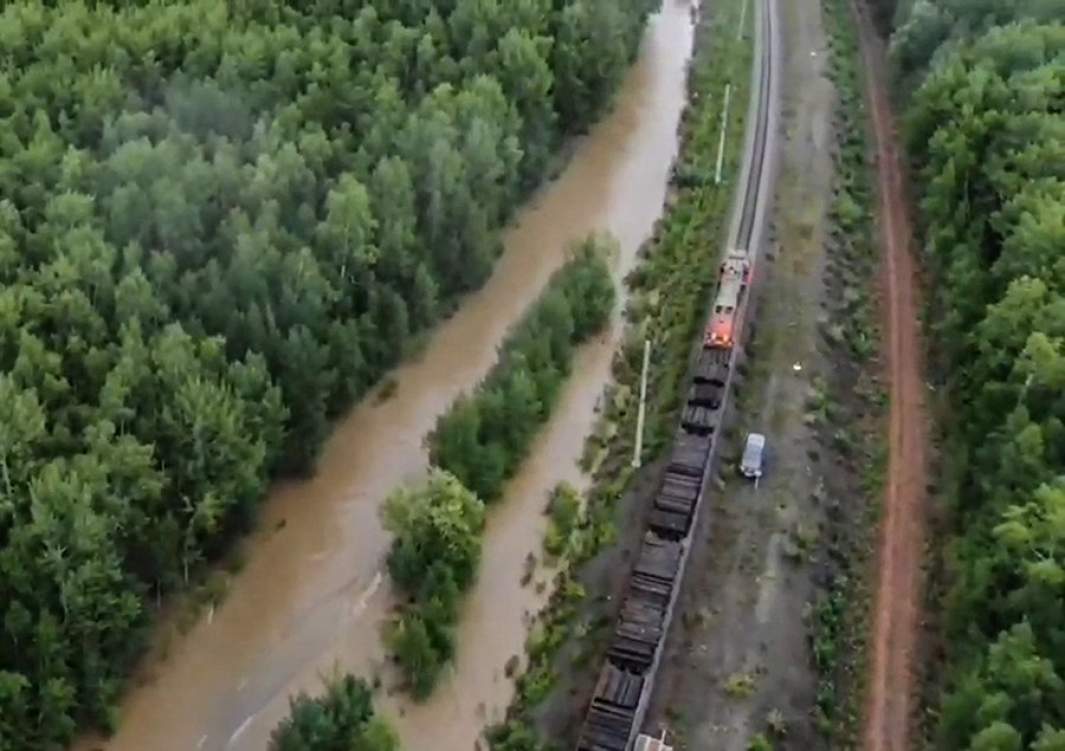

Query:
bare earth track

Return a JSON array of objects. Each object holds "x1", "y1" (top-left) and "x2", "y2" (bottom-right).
[
  {"x1": 855, "y1": 4, "x2": 929, "y2": 751},
  {"x1": 641, "y1": 0, "x2": 840, "y2": 747}
]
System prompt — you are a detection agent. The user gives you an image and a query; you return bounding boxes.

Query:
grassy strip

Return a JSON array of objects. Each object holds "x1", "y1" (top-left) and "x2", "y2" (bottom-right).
[
  {"x1": 428, "y1": 237, "x2": 617, "y2": 502},
  {"x1": 484, "y1": 0, "x2": 756, "y2": 746},
  {"x1": 808, "y1": 0, "x2": 887, "y2": 744}
]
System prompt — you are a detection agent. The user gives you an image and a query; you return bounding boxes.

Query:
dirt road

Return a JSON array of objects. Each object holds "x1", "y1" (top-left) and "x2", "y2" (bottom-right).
[{"x1": 855, "y1": 4, "x2": 929, "y2": 751}]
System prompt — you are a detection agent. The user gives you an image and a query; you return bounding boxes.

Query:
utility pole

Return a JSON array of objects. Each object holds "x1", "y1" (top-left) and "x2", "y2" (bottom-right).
[
  {"x1": 633, "y1": 339, "x2": 651, "y2": 468},
  {"x1": 715, "y1": 83, "x2": 733, "y2": 184}
]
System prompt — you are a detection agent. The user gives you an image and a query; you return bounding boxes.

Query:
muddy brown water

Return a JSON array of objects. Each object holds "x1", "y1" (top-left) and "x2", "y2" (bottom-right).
[{"x1": 77, "y1": 4, "x2": 695, "y2": 750}]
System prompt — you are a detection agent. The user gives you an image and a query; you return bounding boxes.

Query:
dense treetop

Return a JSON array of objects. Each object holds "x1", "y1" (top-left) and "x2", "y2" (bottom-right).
[
  {"x1": 382, "y1": 468, "x2": 485, "y2": 698},
  {"x1": 0, "y1": 0, "x2": 658, "y2": 747},
  {"x1": 888, "y1": 1, "x2": 1065, "y2": 748},
  {"x1": 269, "y1": 673, "x2": 398, "y2": 751},
  {"x1": 429, "y1": 235, "x2": 617, "y2": 501},
  {"x1": 889, "y1": 0, "x2": 1063, "y2": 83}
]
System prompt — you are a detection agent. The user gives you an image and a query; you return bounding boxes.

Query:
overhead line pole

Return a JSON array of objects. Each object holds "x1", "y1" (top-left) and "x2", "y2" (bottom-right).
[
  {"x1": 715, "y1": 83, "x2": 733, "y2": 185},
  {"x1": 632, "y1": 339, "x2": 651, "y2": 468}
]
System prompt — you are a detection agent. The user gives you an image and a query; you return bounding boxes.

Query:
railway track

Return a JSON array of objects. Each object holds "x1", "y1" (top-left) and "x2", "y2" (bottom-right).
[
  {"x1": 574, "y1": 0, "x2": 779, "y2": 747},
  {"x1": 734, "y1": 0, "x2": 775, "y2": 253}
]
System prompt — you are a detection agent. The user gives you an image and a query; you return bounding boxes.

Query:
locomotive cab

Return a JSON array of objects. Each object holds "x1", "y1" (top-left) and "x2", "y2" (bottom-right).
[
  {"x1": 706, "y1": 304, "x2": 736, "y2": 348},
  {"x1": 704, "y1": 249, "x2": 751, "y2": 349}
]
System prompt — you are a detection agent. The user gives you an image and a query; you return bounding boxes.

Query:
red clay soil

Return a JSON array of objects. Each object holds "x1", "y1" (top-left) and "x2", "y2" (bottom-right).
[{"x1": 853, "y1": 4, "x2": 929, "y2": 751}]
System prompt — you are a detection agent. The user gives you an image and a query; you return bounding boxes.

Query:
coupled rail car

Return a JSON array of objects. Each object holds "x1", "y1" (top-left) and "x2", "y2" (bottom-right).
[
  {"x1": 574, "y1": 246, "x2": 748, "y2": 751},
  {"x1": 574, "y1": 0, "x2": 775, "y2": 743}
]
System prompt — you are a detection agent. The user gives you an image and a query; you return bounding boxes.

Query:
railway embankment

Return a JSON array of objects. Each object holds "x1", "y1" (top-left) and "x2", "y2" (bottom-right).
[{"x1": 483, "y1": 0, "x2": 759, "y2": 746}]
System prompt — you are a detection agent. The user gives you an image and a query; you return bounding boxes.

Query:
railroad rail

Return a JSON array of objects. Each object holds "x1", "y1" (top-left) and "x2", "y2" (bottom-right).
[
  {"x1": 733, "y1": 0, "x2": 775, "y2": 253},
  {"x1": 573, "y1": 0, "x2": 779, "y2": 747}
]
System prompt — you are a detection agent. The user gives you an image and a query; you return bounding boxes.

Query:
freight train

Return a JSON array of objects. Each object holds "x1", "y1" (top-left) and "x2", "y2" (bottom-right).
[{"x1": 574, "y1": 248, "x2": 752, "y2": 751}]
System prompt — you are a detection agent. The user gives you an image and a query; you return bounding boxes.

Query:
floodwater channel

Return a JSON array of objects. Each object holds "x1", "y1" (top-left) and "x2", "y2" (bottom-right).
[{"x1": 80, "y1": 3, "x2": 695, "y2": 749}]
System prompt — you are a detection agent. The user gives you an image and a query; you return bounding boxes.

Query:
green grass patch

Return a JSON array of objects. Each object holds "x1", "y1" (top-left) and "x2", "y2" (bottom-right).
[{"x1": 810, "y1": 0, "x2": 885, "y2": 745}]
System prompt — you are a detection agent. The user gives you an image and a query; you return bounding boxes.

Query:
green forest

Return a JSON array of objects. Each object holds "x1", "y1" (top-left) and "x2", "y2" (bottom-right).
[
  {"x1": 0, "y1": 0, "x2": 658, "y2": 747},
  {"x1": 886, "y1": 0, "x2": 1065, "y2": 748}
]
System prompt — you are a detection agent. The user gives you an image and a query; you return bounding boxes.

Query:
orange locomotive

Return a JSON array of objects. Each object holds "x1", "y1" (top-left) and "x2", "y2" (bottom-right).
[{"x1": 704, "y1": 249, "x2": 751, "y2": 349}]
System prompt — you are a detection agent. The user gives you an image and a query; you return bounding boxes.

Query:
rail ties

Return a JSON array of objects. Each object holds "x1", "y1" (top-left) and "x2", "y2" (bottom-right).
[{"x1": 573, "y1": 0, "x2": 776, "y2": 748}]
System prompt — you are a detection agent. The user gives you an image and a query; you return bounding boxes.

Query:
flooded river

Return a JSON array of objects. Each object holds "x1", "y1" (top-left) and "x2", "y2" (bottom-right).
[{"x1": 81, "y1": 3, "x2": 694, "y2": 749}]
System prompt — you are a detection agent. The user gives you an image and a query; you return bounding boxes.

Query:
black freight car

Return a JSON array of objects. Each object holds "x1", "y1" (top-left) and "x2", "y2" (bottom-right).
[
  {"x1": 647, "y1": 431, "x2": 709, "y2": 538},
  {"x1": 574, "y1": 289, "x2": 739, "y2": 749},
  {"x1": 693, "y1": 347, "x2": 730, "y2": 385},
  {"x1": 576, "y1": 664, "x2": 646, "y2": 751},
  {"x1": 606, "y1": 536, "x2": 683, "y2": 671}
]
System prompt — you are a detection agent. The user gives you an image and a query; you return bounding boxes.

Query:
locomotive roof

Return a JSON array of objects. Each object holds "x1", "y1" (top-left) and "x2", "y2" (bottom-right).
[{"x1": 714, "y1": 273, "x2": 745, "y2": 309}]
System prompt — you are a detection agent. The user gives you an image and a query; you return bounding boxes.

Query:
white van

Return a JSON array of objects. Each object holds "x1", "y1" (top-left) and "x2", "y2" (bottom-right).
[{"x1": 740, "y1": 432, "x2": 766, "y2": 479}]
